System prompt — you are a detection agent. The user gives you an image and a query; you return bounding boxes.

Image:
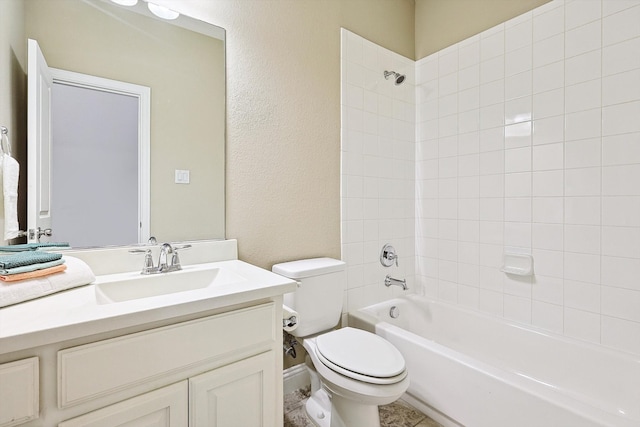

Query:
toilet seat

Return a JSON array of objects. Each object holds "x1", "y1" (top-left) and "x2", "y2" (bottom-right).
[{"x1": 315, "y1": 327, "x2": 407, "y2": 385}]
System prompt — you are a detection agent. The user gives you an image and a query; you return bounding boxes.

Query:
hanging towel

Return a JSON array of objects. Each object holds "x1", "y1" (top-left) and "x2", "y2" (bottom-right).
[
  {"x1": 2, "y1": 153, "x2": 20, "y2": 240},
  {"x1": 0, "y1": 251, "x2": 62, "y2": 271},
  {"x1": 0, "y1": 256, "x2": 95, "y2": 308},
  {"x1": 0, "y1": 264, "x2": 67, "y2": 282},
  {"x1": 0, "y1": 242, "x2": 70, "y2": 252},
  {"x1": 0, "y1": 258, "x2": 65, "y2": 275}
]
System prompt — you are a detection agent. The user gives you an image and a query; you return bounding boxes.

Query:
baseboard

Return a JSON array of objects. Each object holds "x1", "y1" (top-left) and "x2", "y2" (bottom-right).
[{"x1": 283, "y1": 363, "x2": 310, "y2": 394}]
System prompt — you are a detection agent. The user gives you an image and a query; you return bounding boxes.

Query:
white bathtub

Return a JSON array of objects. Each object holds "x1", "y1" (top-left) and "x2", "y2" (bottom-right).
[{"x1": 350, "y1": 295, "x2": 640, "y2": 427}]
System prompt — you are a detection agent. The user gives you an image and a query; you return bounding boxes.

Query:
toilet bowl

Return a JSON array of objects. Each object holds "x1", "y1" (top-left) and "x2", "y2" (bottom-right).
[
  {"x1": 302, "y1": 328, "x2": 409, "y2": 427},
  {"x1": 272, "y1": 258, "x2": 409, "y2": 427}
]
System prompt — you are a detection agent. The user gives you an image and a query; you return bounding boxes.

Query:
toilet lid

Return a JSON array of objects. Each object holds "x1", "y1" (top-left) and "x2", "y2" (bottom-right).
[{"x1": 316, "y1": 327, "x2": 406, "y2": 384}]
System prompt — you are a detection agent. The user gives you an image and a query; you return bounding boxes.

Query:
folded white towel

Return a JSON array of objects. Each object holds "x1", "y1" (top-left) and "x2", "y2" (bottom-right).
[
  {"x1": 2, "y1": 153, "x2": 20, "y2": 240},
  {"x1": 0, "y1": 256, "x2": 96, "y2": 308}
]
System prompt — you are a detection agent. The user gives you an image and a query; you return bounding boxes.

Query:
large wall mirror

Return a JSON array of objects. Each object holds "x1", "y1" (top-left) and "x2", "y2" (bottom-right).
[{"x1": 17, "y1": 0, "x2": 225, "y2": 247}]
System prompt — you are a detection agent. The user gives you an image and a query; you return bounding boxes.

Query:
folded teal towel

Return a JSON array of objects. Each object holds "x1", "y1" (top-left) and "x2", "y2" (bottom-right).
[
  {"x1": 0, "y1": 242, "x2": 70, "y2": 252},
  {"x1": 0, "y1": 252, "x2": 63, "y2": 270},
  {"x1": 0, "y1": 259, "x2": 65, "y2": 275}
]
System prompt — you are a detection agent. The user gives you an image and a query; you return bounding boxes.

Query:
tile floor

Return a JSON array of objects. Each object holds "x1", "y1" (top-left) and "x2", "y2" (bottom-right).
[{"x1": 284, "y1": 387, "x2": 443, "y2": 427}]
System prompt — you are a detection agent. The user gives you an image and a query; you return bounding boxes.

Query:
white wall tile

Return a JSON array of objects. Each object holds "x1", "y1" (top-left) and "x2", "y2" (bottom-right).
[
  {"x1": 602, "y1": 226, "x2": 640, "y2": 258},
  {"x1": 506, "y1": 71, "x2": 532, "y2": 100},
  {"x1": 505, "y1": 172, "x2": 531, "y2": 197},
  {"x1": 602, "y1": 133, "x2": 640, "y2": 166},
  {"x1": 601, "y1": 255, "x2": 640, "y2": 291},
  {"x1": 533, "y1": 170, "x2": 564, "y2": 196},
  {"x1": 565, "y1": 79, "x2": 602, "y2": 113},
  {"x1": 564, "y1": 307, "x2": 601, "y2": 343},
  {"x1": 602, "y1": 69, "x2": 640, "y2": 106},
  {"x1": 565, "y1": 20, "x2": 601, "y2": 58},
  {"x1": 602, "y1": 101, "x2": 640, "y2": 136},
  {"x1": 602, "y1": 196, "x2": 640, "y2": 227},
  {"x1": 533, "y1": 143, "x2": 563, "y2": 171},
  {"x1": 533, "y1": 34, "x2": 564, "y2": 67},
  {"x1": 506, "y1": 45, "x2": 533, "y2": 76},
  {"x1": 565, "y1": 0, "x2": 602, "y2": 30},
  {"x1": 565, "y1": 108, "x2": 602, "y2": 141},
  {"x1": 533, "y1": 88, "x2": 564, "y2": 119},
  {"x1": 564, "y1": 224, "x2": 600, "y2": 255},
  {"x1": 505, "y1": 122, "x2": 533, "y2": 148},
  {"x1": 532, "y1": 300, "x2": 563, "y2": 333},
  {"x1": 602, "y1": 316, "x2": 640, "y2": 355},
  {"x1": 602, "y1": 37, "x2": 640, "y2": 76},
  {"x1": 602, "y1": 286, "x2": 640, "y2": 322},
  {"x1": 565, "y1": 279, "x2": 600, "y2": 313},
  {"x1": 565, "y1": 167, "x2": 601, "y2": 196},
  {"x1": 602, "y1": 164, "x2": 640, "y2": 196},
  {"x1": 565, "y1": 50, "x2": 601, "y2": 85},
  {"x1": 533, "y1": 5, "x2": 565, "y2": 41},
  {"x1": 565, "y1": 138, "x2": 601, "y2": 169},
  {"x1": 534, "y1": 61, "x2": 565, "y2": 93},
  {"x1": 603, "y1": 5, "x2": 640, "y2": 46},
  {"x1": 533, "y1": 223, "x2": 564, "y2": 251},
  {"x1": 533, "y1": 197, "x2": 564, "y2": 223},
  {"x1": 412, "y1": 4, "x2": 640, "y2": 355},
  {"x1": 565, "y1": 197, "x2": 600, "y2": 225},
  {"x1": 505, "y1": 147, "x2": 532, "y2": 172}
]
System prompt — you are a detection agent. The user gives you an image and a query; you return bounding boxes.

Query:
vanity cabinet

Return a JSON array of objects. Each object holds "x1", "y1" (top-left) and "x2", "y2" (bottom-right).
[{"x1": 1, "y1": 299, "x2": 283, "y2": 427}]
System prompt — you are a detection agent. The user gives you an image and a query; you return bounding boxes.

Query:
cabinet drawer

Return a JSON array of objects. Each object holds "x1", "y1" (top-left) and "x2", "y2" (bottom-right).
[
  {"x1": 58, "y1": 302, "x2": 275, "y2": 408},
  {"x1": 0, "y1": 357, "x2": 39, "y2": 427}
]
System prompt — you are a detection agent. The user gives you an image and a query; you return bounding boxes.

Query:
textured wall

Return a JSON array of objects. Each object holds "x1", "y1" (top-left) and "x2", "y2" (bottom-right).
[
  {"x1": 160, "y1": 0, "x2": 415, "y2": 270},
  {"x1": 415, "y1": 0, "x2": 551, "y2": 59}
]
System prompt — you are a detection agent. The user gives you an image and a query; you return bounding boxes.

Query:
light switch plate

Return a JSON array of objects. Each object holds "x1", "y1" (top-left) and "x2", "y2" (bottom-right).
[{"x1": 175, "y1": 169, "x2": 190, "y2": 184}]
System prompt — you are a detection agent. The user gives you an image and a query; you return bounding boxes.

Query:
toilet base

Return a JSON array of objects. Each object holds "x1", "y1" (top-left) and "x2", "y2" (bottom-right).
[
  {"x1": 304, "y1": 388, "x2": 331, "y2": 427},
  {"x1": 305, "y1": 388, "x2": 382, "y2": 427}
]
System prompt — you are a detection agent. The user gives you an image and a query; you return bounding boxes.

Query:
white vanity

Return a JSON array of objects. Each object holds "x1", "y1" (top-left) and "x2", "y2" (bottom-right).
[{"x1": 0, "y1": 240, "x2": 296, "y2": 427}]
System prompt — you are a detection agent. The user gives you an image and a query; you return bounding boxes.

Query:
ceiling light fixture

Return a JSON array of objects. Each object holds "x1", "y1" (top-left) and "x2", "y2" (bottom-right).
[{"x1": 147, "y1": 2, "x2": 180, "y2": 20}]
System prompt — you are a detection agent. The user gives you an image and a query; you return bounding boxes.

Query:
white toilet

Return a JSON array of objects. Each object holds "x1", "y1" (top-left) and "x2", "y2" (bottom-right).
[{"x1": 273, "y1": 258, "x2": 409, "y2": 427}]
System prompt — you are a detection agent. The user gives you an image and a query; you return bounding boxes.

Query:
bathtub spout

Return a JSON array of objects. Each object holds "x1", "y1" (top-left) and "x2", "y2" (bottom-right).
[{"x1": 385, "y1": 275, "x2": 407, "y2": 290}]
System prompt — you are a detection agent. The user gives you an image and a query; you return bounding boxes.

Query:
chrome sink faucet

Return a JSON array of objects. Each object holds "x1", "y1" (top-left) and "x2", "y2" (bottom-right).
[{"x1": 129, "y1": 242, "x2": 191, "y2": 275}]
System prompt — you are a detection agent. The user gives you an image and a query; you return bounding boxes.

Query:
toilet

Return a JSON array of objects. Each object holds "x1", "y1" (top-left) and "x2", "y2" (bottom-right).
[{"x1": 273, "y1": 258, "x2": 409, "y2": 427}]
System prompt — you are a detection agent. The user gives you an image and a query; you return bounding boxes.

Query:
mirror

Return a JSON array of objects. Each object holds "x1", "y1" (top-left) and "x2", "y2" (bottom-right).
[{"x1": 20, "y1": 0, "x2": 225, "y2": 247}]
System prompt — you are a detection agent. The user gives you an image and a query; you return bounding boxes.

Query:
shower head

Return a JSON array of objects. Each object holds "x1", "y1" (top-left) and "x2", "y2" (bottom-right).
[{"x1": 384, "y1": 70, "x2": 406, "y2": 85}]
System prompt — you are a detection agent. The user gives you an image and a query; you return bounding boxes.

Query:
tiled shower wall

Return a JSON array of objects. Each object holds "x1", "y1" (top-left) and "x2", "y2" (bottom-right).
[
  {"x1": 416, "y1": 0, "x2": 640, "y2": 355},
  {"x1": 340, "y1": 29, "x2": 416, "y2": 319}
]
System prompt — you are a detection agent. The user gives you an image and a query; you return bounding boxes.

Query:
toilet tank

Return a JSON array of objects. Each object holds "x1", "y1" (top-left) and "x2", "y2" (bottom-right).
[{"x1": 272, "y1": 258, "x2": 346, "y2": 338}]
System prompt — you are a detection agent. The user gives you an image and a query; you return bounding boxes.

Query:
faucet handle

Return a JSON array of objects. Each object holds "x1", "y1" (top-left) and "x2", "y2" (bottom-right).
[{"x1": 129, "y1": 248, "x2": 155, "y2": 274}]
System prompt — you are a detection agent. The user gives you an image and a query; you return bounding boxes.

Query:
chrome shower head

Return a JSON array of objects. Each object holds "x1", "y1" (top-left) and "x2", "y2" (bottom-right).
[{"x1": 384, "y1": 70, "x2": 406, "y2": 85}]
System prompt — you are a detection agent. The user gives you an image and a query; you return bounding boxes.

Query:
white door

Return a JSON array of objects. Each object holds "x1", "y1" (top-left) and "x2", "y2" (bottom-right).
[
  {"x1": 27, "y1": 39, "x2": 53, "y2": 243},
  {"x1": 189, "y1": 352, "x2": 277, "y2": 427}
]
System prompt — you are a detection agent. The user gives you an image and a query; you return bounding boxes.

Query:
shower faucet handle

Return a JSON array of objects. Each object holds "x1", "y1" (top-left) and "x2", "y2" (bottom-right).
[{"x1": 380, "y1": 243, "x2": 399, "y2": 267}]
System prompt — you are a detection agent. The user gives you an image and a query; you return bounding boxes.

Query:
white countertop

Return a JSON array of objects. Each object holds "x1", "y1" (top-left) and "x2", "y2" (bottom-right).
[{"x1": 0, "y1": 252, "x2": 296, "y2": 354}]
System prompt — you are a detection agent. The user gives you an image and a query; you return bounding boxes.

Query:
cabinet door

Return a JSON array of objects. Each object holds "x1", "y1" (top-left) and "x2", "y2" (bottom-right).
[
  {"x1": 189, "y1": 352, "x2": 276, "y2": 427},
  {"x1": 58, "y1": 382, "x2": 187, "y2": 427}
]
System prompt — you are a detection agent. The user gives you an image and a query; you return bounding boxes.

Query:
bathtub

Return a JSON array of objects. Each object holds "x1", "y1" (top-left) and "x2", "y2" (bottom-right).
[{"x1": 350, "y1": 295, "x2": 640, "y2": 427}]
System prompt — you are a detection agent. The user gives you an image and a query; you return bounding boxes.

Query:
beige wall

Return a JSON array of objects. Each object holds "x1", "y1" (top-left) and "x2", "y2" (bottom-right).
[
  {"x1": 24, "y1": 0, "x2": 225, "y2": 243},
  {"x1": 415, "y1": 0, "x2": 551, "y2": 59},
  {"x1": 159, "y1": 0, "x2": 415, "y2": 271}
]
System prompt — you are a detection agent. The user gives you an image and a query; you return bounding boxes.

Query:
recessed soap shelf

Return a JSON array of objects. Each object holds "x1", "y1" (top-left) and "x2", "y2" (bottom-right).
[{"x1": 501, "y1": 253, "x2": 534, "y2": 276}]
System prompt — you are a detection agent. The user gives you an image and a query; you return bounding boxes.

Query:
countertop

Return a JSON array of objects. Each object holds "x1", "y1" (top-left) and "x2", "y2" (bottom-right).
[{"x1": 0, "y1": 255, "x2": 296, "y2": 354}]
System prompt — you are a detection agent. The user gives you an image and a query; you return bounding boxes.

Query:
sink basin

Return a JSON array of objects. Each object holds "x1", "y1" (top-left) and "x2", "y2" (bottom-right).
[{"x1": 95, "y1": 266, "x2": 247, "y2": 304}]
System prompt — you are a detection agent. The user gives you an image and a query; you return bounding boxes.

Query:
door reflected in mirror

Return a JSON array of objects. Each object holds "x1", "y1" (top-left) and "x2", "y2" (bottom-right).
[{"x1": 20, "y1": 0, "x2": 225, "y2": 247}]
